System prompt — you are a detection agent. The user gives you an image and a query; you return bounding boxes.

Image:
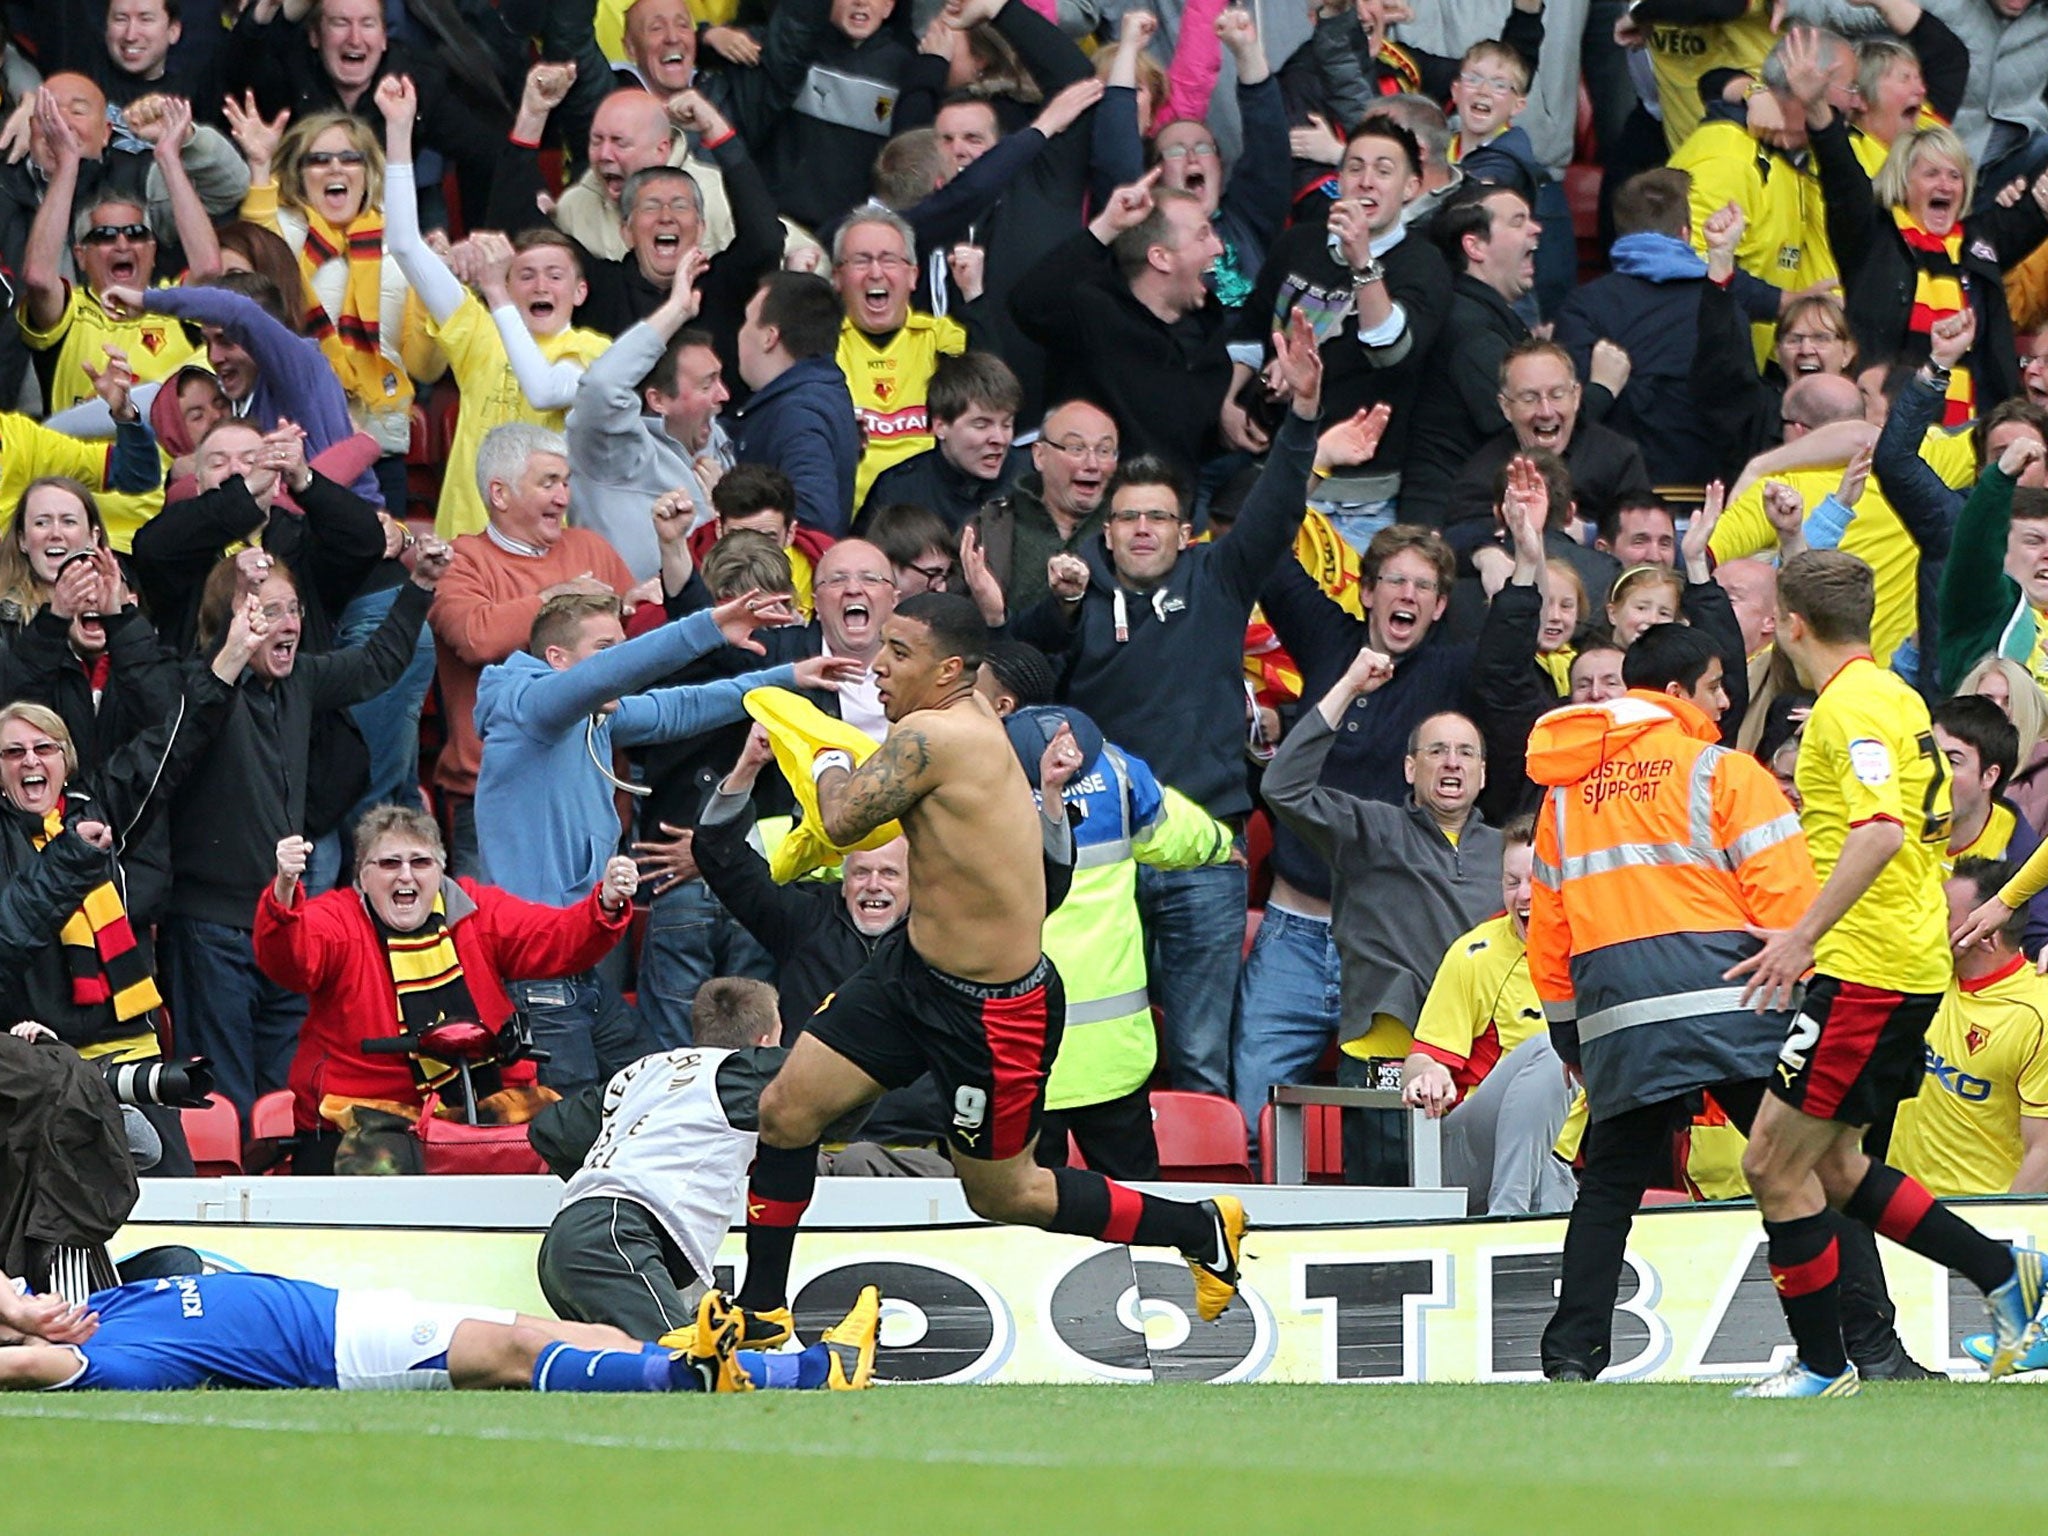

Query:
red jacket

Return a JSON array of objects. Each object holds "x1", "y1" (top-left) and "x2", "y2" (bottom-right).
[{"x1": 253, "y1": 877, "x2": 629, "y2": 1131}]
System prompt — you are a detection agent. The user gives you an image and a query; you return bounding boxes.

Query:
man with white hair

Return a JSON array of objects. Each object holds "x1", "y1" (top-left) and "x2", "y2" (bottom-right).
[{"x1": 428, "y1": 424, "x2": 637, "y2": 878}]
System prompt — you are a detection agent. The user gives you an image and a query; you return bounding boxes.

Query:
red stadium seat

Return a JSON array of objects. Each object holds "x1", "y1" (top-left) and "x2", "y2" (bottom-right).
[
  {"x1": 247, "y1": 1089, "x2": 296, "y2": 1175},
  {"x1": 182, "y1": 1094, "x2": 244, "y2": 1177},
  {"x1": 1257, "y1": 1101, "x2": 1346, "y2": 1184},
  {"x1": 1150, "y1": 1091, "x2": 1252, "y2": 1182}
]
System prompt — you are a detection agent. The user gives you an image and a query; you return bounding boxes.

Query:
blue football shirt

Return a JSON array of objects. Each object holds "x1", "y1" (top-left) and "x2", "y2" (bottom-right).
[{"x1": 63, "y1": 1273, "x2": 342, "y2": 1390}]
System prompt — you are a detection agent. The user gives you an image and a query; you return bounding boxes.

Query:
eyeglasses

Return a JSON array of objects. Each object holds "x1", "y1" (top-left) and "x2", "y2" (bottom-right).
[
  {"x1": 0, "y1": 742, "x2": 64, "y2": 764},
  {"x1": 816, "y1": 572, "x2": 894, "y2": 591},
  {"x1": 904, "y1": 561, "x2": 951, "y2": 586},
  {"x1": 633, "y1": 195, "x2": 700, "y2": 216},
  {"x1": 259, "y1": 601, "x2": 304, "y2": 622},
  {"x1": 1047, "y1": 438, "x2": 1117, "y2": 463},
  {"x1": 836, "y1": 252, "x2": 912, "y2": 272},
  {"x1": 1416, "y1": 741, "x2": 1482, "y2": 761},
  {"x1": 81, "y1": 223, "x2": 151, "y2": 245},
  {"x1": 304, "y1": 150, "x2": 367, "y2": 168},
  {"x1": 1159, "y1": 140, "x2": 1219, "y2": 160},
  {"x1": 1458, "y1": 71, "x2": 1521, "y2": 93},
  {"x1": 1108, "y1": 507, "x2": 1182, "y2": 526},
  {"x1": 1375, "y1": 572, "x2": 1442, "y2": 595},
  {"x1": 1503, "y1": 386, "x2": 1575, "y2": 408},
  {"x1": 370, "y1": 854, "x2": 439, "y2": 873},
  {"x1": 1780, "y1": 330, "x2": 1843, "y2": 349}
]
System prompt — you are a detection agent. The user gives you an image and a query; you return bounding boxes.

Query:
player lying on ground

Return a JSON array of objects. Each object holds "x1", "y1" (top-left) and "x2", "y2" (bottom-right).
[{"x1": 0, "y1": 1267, "x2": 875, "y2": 1394}]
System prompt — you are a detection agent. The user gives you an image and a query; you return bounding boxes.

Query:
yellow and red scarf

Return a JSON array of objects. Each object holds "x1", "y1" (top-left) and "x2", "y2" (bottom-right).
[
  {"x1": 1894, "y1": 207, "x2": 1973, "y2": 425},
  {"x1": 300, "y1": 208, "x2": 412, "y2": 418},
  {"x1": 375, "y1": 890, "x2": 485, "y2": 1093},
  {"x1": 33, "y1": 808, "x2": 159, "y2": 1021}
]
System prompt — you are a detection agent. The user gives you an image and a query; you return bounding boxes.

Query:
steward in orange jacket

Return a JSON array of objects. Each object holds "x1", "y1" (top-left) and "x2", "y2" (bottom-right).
[{"x1": 1527, "y1": 683, "x2": 1816, "y2": 1124}]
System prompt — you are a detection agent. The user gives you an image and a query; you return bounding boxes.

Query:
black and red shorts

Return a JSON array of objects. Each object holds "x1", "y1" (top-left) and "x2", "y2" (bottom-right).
[
  {"x1": 1767, "y1": 974, "x2": 1941, "y2": 1127},
  {"x1": 806, "y1": 931, "x2": 1065, "y2": 1160}
]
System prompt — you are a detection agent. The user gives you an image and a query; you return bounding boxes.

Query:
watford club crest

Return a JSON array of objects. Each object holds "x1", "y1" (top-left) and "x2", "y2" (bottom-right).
[
  {"x1": 140, "y1": 326, "x2": 168, "y2": 355},
  {"x1": 1966, "y1": 1025, "x2": 1989, "y2": 1056},
  {"x1": 873, "y1": 379, "x2": 894, "y2": 403}
]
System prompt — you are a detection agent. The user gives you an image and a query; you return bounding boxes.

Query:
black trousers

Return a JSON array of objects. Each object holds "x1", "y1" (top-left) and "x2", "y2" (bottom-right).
[
  {"x1": 537, "y1": 1196, "x2": 703, "y2": 1341},
  {"x1": 1541, "y1": 1078, "x2": 1902, "y2": 1378},
  {"x1": 1034, "y1": 1084, "x2": 1160, "y2": 1180}
]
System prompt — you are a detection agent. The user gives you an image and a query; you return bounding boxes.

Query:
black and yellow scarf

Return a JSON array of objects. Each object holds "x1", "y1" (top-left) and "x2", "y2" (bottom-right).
[
  {"x1": 373, "y1": 889, "x2": 487, "y2": 1094},
  {"x1": 300, "y1": 207, "x2": 411, "y2": 417},
  {"x1": 1894, "y1": 207, "x2": 1973, "y2": 425},
  {"x1": 32, "y1": 808, "x2": 159, "y2": 1020}
]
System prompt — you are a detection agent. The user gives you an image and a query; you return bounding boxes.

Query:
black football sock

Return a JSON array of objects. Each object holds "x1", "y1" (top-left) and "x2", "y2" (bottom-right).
[
  {"x1": 736, "y1": 1141, "x2": 818, "y2": 1313},
  {"x1": 1842, "y1": 1160, "x2": 2014, "y2": 1294},
  {"x1": 1048, "y1": 1168, "x2": 1214, "y2": 1254},
  {"x1": 1764, "y1": 1212, "x2": 1848, "y2": 1378}
]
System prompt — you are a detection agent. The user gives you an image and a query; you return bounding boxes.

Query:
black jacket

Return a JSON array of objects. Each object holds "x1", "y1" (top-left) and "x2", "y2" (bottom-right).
[
  {"x1": 0, "y1": 665, "x2": 235, "y2": 1049},
  {"x1": 0, "y1": 1031, "x2": 138, "y2": 1293},
  {"x1": 130, "y1": 473, "x2": 386, "y2": 658},
  {"x1": 1010, "y1": 228, "x2": 1234, "y2": 480},
  {"x1": 761, "y1": 27, "x2": 917, "y2": 231},
  {"x1": 1444, "y1": 422, "x2": 1655, "y2": 566},
  {"x1": 857, "y1": 444, "x2": 1021, "y2": 535},
  {"x1": 1813, "y1": 112, "x2": 2048, "y2": 412},
  {"x1": 1319, "y1": 229, "x2": 1456, "y2": 475},
  {"x1": 166, "y1": 580, "x2": 431, "y2": 928},
  {"x1": 1255, "y1": 559, "x2": 1476, "y2": 897},
  {"x1": 1014, "y1": 412, "x2": 1317, "y2": 821},
  {"x1": 692, "y1": 792, "x2": 946, "y2": 1145},
  {"x1": 1400, "y1": 274, "x2": 1530, "y2": 525},
  {"x1": 0, "y1": 605, "x2": 187, "y2": 922},
  {"x1": 1554, "y1": 270, "x2": 1724, "y2": 489}
]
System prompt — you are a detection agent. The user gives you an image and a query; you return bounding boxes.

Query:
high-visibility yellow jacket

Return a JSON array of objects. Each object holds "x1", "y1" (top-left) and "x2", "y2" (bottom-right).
[
  {"x1": 1526, "y1": 690, "x2": 1816, "y2": 1120},
  {"x1": 1042, "y1": 746, "x2": 1235, "y2": 1111}
]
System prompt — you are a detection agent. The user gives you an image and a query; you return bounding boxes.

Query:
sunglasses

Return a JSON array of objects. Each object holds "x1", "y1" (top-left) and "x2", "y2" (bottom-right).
[
  {"x1": 81, "y1": 223, "x2": 151, "y2": 245},
  {"x1": 305, "y1": 150, "x2": 368, "y2": 168}
]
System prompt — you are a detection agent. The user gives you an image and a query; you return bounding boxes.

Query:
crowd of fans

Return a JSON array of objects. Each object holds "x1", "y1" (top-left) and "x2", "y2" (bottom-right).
[{"x1": 1, "y1": 0, "x2": 2046, "y2": 1207}]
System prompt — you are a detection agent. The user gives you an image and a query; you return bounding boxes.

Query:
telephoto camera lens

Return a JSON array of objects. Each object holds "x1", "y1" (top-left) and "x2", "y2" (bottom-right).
[{"x1": 102, "y1": 1057, "x2": 215, "y2": 1109}]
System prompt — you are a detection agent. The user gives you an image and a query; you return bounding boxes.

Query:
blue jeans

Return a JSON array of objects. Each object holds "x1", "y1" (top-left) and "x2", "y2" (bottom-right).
[
  {"x1": 337, "y1": 584, "x2": 435, "y2": 822},
  {"x1": 509, "y1": 967, "x2": 653, "y2": 1094},
  {"x1": 1309, "y1": 493, "x2": 1398, "y2": 554},
  {"x1": 1532, "y1": 178, "x2": 1575, "y2": 323},
  {"x1": 1230, "y1": 905, "x2": 1342, "y2": 1145},
  {"x1": 637, "y1": 878, "x2": 779, "y2": 1049},
  {"x1": 159, "y1": 916, "x2": 307, "y2": 1121},
  {"x1": 446, "y1": 794, "x2": 480, "y2": 881},
  {"x1": 1136, "y1": 858, "x2": 1246, "y2": 1099}
]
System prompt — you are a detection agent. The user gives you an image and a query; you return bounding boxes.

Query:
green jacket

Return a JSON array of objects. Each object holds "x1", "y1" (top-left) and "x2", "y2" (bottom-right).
[{"x1": 1938, "y1": 464, "x2": 2033, "y2": 693}]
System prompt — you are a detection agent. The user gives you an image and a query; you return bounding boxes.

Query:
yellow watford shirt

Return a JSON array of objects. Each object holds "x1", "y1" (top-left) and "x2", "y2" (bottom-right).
[
  {"x1": 1673, "y1": 120, "x2": 1834, "y2": 369},
  {"x1": 1647, "y1": 0, "x2": 1776, "y2": 152},
  {"x1": 837, "y1": 313, "x2": 966, "y2": 512},
  {"x1": 428, "y1": 295, "x2": 611, "y2": 539},
  {"x1": 1711, "y1": 471, "x2": 1917, "y2": 669},
  {"x1": 18, "y1": 281, "x2": 200, "y2": 413},
  {"x1": 1797, "y1": 656, "x2": 1953, "y2": 994},
  {"x1": 1412, "y1": 912, "x2": 1546, "y2": 1100},
  {"x1": 1892, "y1": 955, "x2": 2048, "y2": 1195}
]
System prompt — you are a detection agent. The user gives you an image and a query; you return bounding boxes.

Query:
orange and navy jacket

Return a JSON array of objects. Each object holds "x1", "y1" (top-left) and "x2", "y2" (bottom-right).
[{"x1": 1525, "y1": 690, "x2": 1815, "y2": 1119}]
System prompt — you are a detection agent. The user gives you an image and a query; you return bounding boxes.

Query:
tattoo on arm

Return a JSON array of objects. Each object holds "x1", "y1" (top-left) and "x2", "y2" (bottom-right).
[{"x1": 820, "y1": 727, "x2": 932, "y2": 843}]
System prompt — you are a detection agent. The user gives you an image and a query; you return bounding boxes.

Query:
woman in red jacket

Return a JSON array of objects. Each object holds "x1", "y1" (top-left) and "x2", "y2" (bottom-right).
[{"x1": 253, "y1": 805, "x2": 635, "y2": 1164}]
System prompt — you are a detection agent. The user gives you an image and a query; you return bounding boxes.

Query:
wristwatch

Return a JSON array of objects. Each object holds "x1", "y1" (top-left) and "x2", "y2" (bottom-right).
[{"x1": 1351, "y1": 256, "x2": 1386, "y2": 287}]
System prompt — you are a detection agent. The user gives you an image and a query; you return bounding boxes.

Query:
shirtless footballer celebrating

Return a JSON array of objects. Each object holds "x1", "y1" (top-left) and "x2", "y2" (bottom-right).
[{"x1": 728, "y1": 591, "x2": 1245, "y2": 1341}]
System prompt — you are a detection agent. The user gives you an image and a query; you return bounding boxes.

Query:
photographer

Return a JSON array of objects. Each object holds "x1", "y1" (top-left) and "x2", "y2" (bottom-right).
[{"x1": 0, "y1": 597, "x2": 271, "y2": 1175}]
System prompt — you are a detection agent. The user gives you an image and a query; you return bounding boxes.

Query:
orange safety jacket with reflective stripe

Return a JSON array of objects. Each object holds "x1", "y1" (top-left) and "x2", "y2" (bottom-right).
[{"x1": 1526, "y1": 690, "x2": 1816, "y2": 1120}]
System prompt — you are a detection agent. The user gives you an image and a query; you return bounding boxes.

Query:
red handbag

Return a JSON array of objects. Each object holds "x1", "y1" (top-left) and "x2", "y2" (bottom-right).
[{"x1": 411, "y1": 1092, "x2": 547, "y2": 1176}]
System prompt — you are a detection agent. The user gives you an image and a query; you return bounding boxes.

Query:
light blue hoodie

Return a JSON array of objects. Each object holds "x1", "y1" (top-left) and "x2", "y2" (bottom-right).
[{"x1": 473, "y1": 609, "x2": 795, "y2": 908}]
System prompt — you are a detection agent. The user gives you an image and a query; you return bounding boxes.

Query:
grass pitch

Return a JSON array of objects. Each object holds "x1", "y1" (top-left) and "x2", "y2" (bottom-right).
[{"x1": 3, "y1": 1382, "x2": 2039, "y2": 1534}]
